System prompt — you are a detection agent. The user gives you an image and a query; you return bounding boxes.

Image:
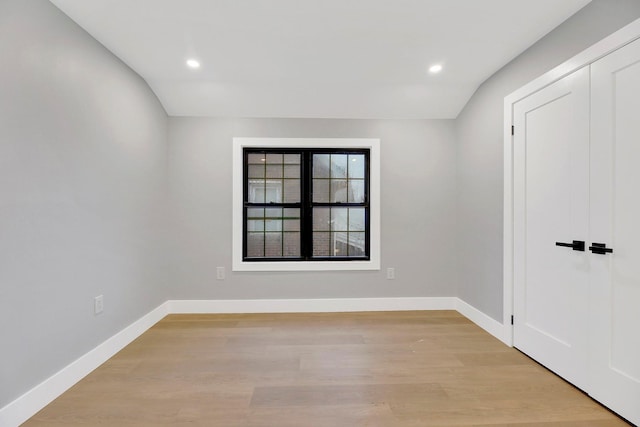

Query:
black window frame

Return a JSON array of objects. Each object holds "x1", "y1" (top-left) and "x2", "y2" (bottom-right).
[{"x1": 243, "y1": 147, "x2": 370, "y2": 262}]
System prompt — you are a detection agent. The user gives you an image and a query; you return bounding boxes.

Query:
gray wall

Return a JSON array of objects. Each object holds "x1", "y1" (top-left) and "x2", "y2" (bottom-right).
[
  {"x1": 455, "y1": 0, "x2": 640, "y2": 322},
  {"x1": 168, "y1": 118, "x2": 457, "y2": 300},
  {"x1": 0, "y1": 0, "x2": 169, "y2": 407}
]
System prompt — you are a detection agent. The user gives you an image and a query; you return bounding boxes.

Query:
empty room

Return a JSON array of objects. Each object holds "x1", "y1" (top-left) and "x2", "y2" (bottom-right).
[{"x1": 2, "y1": 0, "x2": 640, "y2": 425}]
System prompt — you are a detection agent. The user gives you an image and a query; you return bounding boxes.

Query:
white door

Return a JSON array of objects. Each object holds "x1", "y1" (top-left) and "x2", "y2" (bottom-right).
[
  {"x1": 589, "y1": 37, "x2": 640, "y2": 425},
  {"x1": 512, "y1": 66, "x2": 590, "y2": 391}
]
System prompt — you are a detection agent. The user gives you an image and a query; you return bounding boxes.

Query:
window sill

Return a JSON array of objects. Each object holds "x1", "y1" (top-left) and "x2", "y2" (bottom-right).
[{"x1": 232, "y1": 259, "x2": 380, "y2": 272}]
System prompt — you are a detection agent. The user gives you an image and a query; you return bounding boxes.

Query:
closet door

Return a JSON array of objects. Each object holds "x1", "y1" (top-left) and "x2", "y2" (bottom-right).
[
  {"x1": 512, "y1": 66, "x2": 590, "y2": 390},
  {"x1": 589, "y1": 37, "x2": 640, "y2": 425}
]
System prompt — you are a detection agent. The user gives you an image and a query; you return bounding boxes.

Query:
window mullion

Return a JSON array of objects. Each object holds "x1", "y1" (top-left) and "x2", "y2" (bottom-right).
[
  {"x1": 302, "y1": 151, "x2": 312, "y2": 260},
  {"x1": 262, "y1": 152, "x2": 266, "y2": 257},
  {"x1": 281, "y1": 160, "x2": 284, "y2": 256}
]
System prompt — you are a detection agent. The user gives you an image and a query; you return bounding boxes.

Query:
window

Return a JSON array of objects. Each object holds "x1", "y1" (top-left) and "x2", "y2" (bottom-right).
[
  {"x1": 233, "y1": 138, "x2": 380, "y2": 271},
  {"x1": 244, "y1": 149, "x2": 369, "y2": 261}
]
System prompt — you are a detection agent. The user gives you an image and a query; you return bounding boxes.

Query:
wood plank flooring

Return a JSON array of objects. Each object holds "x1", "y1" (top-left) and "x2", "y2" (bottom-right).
[{"x1": 24, "y1": 311, "x2": 631, "y2": 426}]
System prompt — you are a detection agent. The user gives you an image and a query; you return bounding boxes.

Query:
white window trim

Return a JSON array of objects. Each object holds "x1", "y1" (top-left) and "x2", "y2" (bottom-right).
[{"x1": 232, "y1": 137, "x2": 381, "y2": 272}]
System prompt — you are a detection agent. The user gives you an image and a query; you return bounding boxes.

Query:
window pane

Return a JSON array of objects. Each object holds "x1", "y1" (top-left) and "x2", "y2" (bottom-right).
[
  {"x1": 248, "y1": 153, "x2": 266, "y2": 164},
  {"x1": 284, "y1": 154, "x2": 300, "y2": 164},
  {"x1": 348, "y1": 154, "x2": 365, "y2": 178},
  {"x1": 313, "y1": 154, "x2": 330, "y2": 178},
  {"x1": 330, "y1": 179, "x2": 348, "y2": 203},
  {"x1": 348, "y1": 208, "x2": 366, "y2": 231},
  {"x1": 247, "y1": 233, "x2": 264, "y2": 257},
  {"x1": 283, "y1": 232, "x2": 301, "y2": 257},
  {"x1": 265, "y1": 207, "x2": 283, "y2": 220},
  {"x1": 313, "y1": 179, "x2": 330, "y2": 203},
  {"x1": 331, "y1": 208, "x2": 348, "y2": 231},
  {"x1": 331, "y1": 154, "x2": 348, "y2": 178},
  {"x1": 284, "y1": 220, "x2": 299, "y2": 231},
  {"x1": 283, "y1": 179, "x2": 300, "y2": 203},
  {"x1": 247, "y1": 219, "x2": 264, "y2": 232},
  {"x1": 266, "y1": 153, "x2": 283, "y2": 164},
  {"x1": 265, "y1": 208, "x2": 282, "y2": 231},
  {"x1": 283, "y1": 208, "x2": 300, "y2": 231},
  {"x1": 265, "y1": 180, "x2": 282, "y2": 203},
  {"x1": 284, "y1": 207, "x2": 299, "y2": 218},
  {"x1": 313, "y1": 232, "x2": 330, "y2": 256},
  {"x1": 264, "y1": 232, "x2": 282, "y2": 257},
  {"x1": 333, "y1": 232, "x2": 348, "y2": 256},
  {"x1": 265, "y1": 219, "x2": 281, "y2": 232},
  {"x1": 266, "y1": 165, "x2": 283, "y2": 178},
  {"x1": 348, "y1": 232, "x2": 366, "y2": 256},
  {"x1": 348, "y1": 180, "x2": 365, "y2": 203},
  {"x1": 313, "y1": 208, "x2": 330, "y2": 231},
  {"x1": 248, "y1": 180, "x2": 265, "y2": 203},
  {"x1": 247, "y1": 208, "x2": 264, "y2": 218},
  {"x1": 284, "y1": 164, "x2": 300, "y2": 178},
  {"x1": 248, "y1": 164, "x2": 265, "y2": 178}
]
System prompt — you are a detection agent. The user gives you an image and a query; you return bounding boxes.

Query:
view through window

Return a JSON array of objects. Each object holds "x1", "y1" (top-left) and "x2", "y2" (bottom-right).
[{"x1": 243, "y1": 149, "x2": 370, "y2": 261}]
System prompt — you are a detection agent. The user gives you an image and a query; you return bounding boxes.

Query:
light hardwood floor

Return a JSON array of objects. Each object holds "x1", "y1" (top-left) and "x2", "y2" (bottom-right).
[{"x1": 24, "y1": 311, "x2": 631, "y2": 426}]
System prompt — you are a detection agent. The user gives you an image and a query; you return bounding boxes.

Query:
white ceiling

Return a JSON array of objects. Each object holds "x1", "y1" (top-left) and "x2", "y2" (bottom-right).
[{"x1": 49, "y1": 0, "x2": 591, "y2": 119}]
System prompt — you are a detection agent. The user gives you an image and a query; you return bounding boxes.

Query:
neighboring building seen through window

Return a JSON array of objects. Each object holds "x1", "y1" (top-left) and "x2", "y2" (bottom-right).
[{"x1": 243, "y1": 149, "x2": 370, "y2": 261}]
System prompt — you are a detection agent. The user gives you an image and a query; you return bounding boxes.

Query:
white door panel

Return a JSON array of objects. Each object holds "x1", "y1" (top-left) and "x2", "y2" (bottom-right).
[
  {"x1": 511, "y1": 33, "x2": 640, "y2": 426},
  {"x1": 589, "y1": 37, "x2": 640, "y2": 425},
  {"x1": 513, "y1": 66, "x2": 590, "y2": 391}
]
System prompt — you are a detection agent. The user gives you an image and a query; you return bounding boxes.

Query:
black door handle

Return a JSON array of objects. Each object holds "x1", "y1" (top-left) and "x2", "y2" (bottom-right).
[
  {"x1": 555, "y1": 240, "x2": 585, "y2": 251},
  {"x1": 589, "y1": 243, "x2": 613, "y2": 255}
]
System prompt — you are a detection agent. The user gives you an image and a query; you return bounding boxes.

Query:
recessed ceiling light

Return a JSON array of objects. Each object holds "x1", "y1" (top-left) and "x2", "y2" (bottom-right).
[
  {"x1": 429, "y1": 64, "x2": 443, "y2": 74},
  {"x1": 186, "y1": 59, "x2": 201, "y2": 69}
]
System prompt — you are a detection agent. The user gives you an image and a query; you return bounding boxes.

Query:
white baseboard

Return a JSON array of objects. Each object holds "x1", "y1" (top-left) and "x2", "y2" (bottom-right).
[
  {"x1": 168, "y1": 297, "x2": 456, "y2": 314},
  {"x1": 455, "y1": 299, "x2": 511, "y2": 345},
  {"x1": 1, "y1": 296, "x2": 511, "y2": 427},
  {"x1": 0, "y1": 302, "x2": 169, "y2": 427}
]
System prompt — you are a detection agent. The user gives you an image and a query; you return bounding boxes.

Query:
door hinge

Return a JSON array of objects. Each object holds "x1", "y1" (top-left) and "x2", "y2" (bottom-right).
[
  {"x1": 511, "y1": 315, "x2": 514, "y2": 325},
  {"x1": 511, "y1": 125, "x2": 515, "y2": 136}
]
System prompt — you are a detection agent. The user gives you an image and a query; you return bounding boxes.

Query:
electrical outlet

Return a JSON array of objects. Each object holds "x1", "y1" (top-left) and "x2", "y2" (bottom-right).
[
  {"x1": 216, "y1": 266, "x2": 225, "y2": 280},
  {"x1": 94, "y1": 295, "x2": 104, "y2": 315},
  {"x1": 386, "y1": 267, "x2": 395, "y2": 280}
]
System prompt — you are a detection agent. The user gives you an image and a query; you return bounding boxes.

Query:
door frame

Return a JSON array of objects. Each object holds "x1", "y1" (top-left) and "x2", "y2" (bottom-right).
[{"x1": 502, "y1": 17, "x2": 640, "y2": 346}]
